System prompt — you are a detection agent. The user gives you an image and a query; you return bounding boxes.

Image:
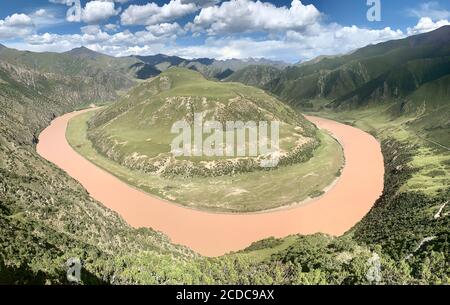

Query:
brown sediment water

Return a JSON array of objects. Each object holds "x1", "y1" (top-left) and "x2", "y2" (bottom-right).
[{"x1": 37, "y1": 109, "x2": 384, "y2": 257}]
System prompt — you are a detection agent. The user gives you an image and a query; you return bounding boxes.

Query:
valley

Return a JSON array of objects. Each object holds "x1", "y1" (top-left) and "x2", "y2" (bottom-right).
[
  {"x1": 1, "y1": 24, "x2": 449, "y2": 285},
  {"x1": 38, "y1": 105, "x2": 383, "y2": 256},
  {"x1": 64, "y1": 68, "x2": 344, "y2": 212}
]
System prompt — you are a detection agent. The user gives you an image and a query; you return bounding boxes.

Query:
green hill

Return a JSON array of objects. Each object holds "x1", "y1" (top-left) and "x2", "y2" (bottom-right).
[
  {"x1": 88, "y1": 67, "x2": 319, "y2": 178},
  {"x1": 225, "y1": 65, "x2": 282, "y2": 88},
  {"x1": 0, "y1": 46, "x2": 139, "y2": 93},
  {"x1": 68, "y1": 67, "x2": 345, "y2": 212},
  {"x1": 247, "y1": 26, "x2": 450, "y2": 146},
  {"x1": 261, "y1": 27, "x2": 450, "y2": 282},
  {"x1": 219, "y1": 27, "x2": 450, "y2": 282},
  {"x1": 266, "y1": 26, "x2": 450, "y2": 111},
  {"x1": 0, "y1": 57, "x2": 197, "y2": 284}
]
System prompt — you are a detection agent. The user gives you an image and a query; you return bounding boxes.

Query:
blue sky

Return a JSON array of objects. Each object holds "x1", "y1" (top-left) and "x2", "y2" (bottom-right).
[{"x1": 1, "y1": 0, "x2": 449, "y2": 62}]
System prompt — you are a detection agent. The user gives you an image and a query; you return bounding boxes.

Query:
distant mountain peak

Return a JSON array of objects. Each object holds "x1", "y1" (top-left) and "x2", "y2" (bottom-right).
[
  {"x1": 66, "y1": 46, "x2": 105, "y2": 59},
  {"x1": 0, "y1": 43, "x2": 6, "y2": 49},
  {"x1": 70, "y1": 46, "x2": 93, "y2": 52}
]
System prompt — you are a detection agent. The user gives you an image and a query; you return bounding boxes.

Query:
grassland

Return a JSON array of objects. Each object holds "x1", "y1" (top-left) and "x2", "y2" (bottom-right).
[
  {"x1": 67, "y1": 109, "x2": 344, "y2": 213},
  {"x1": 86, "y1": 68, "x2": 321, "y2": 179},
  {"x1": 306, "y1": 103, "x2": 450, "y2": 197}
]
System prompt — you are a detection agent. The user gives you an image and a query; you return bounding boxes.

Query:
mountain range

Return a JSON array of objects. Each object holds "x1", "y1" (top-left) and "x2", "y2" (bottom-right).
[
  {"x1": 0, "y1": 26, "x2": 449, "y2": 284},
  {"x1": 265, "y1": 25, "x2": 450, "y2": 109},
  {"x1": 0, "y1": 44, "x2": 288, "y2": 91},
  {"x1": 227, "y1": 26, "x2": 450, "y2": 145}
]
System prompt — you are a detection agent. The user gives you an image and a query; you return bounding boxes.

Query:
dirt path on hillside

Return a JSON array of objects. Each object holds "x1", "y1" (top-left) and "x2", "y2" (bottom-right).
[{"x1": 37, "y1": 109, "x2": 384, "y2": 256}]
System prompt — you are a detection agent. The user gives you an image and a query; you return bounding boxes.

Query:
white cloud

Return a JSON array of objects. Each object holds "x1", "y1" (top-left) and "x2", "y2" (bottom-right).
[
  {"x1": 81, "y1": 1, "x2": 120, "y2": 24},
  {"x1": 181, "y1": 0, "x2": 222, "y2": 7},
  {"x1": 34, "y1": 9, "x2": 48, "y2": 17},
  {"x1": 21, "y1": 24, "x2": 179, "y2": 56},
  {"x1": 104, "y1": 23, "x2": 120, "y2": 32},
  {"x1": 81, "y1": 24, "x2": 102, "y2": 35},
  {"x1": 2, "y1": 13, "x2": 34, "y2": 27},
  {"x1": 7, "y1": 1, "x2": 448, "y2": 63},
  {"x1": 49, "y1": 0, "x2": 122, "y2": 23},
  {"x1": 407, "y1": 17, "x2": 450, "y2": 35},
  {"x1": 285, "y1": 24, "x2": 405, "y2": 59},
  {"x1": 0, "y1": 13, "x2": 35, "y2": 39},
  {"x1": 121, "y1": 0, "x2": 197, "y2": 25},
  {"x1": 146, "y1": 22, "x2": 185, "y2": 37},
  {"x1": 188, "y1": 0, "x2": 321, "y2": 35},
  {"x1": 30, "y1": 8, "x2": 65, "y2": 29},
  {"x1": 16, "y1": 19, "x2": 407, "y2": 63},
  {"x1": 168, "y1": 24, "x2": 404, "y2": 62},
  {"x1": 407, "y1": 2, "x2": 450, "y2": 21},
  {"x1": 49, "y1": 0, "x2": 76, "y2": 4}
]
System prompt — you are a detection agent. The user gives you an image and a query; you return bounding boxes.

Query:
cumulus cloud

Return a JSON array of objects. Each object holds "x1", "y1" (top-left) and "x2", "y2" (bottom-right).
[
  {"x1": 0, "y1": 13, "x2": 35, "y2": 39},
  {"x1": 121, "y1": 0, "x2": 197, "y2": 25},
  {"x1": 81, "y1": 24, "x2": 102, "y2": 35},
  {"x1": 285, "y1": 24, "x2": 405, "y2": 61},
  {"x1": 34, "y1": 9, "x2": 48, "y2": 17},
  {"x1": 181, "y1": 0, "x2": 222, "y2": 7},
  {"x1": 49, "y1": 0, "x2": 121, "y2": 23},
  {"x1": 21, "y1": 22, "x2": 180, "y2": 56},
  {"x1": 187, "y1": 0, "x2": 321, "y2": 35},
  {"x1": 146, "y1": 22, "x2": 185, "y2": 37},
  {"x1": 2, "y1": 13, "x2": 33, "y2": 27},
  {"x1": 17, "y1": 20, "x2": 406, "y2": 63},
  {"x1": 406, "y1": 17, "x2": 450, "y2": 35},
  {"x1": 104, "y1": 23, "x2": 120, "y2": 32},
  {"x1": 167, "y1": 24, "x2": 405, "y2": 62},
  {"x1": 81, "y1": 1, "x2": 121, "y2": 24},
  {"x1": 6, "y1": 0, "x2": 449, "y2": 63}
]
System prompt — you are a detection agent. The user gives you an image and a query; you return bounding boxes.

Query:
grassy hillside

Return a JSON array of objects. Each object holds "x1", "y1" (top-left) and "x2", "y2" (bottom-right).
[
  {"x1": 0, "y1": 58, "x2": 195, "y2": 283},
  {"x1": 88, "y1": 68, "x2": 320, "y2": 178},
  {"x1": 301, "y1": 104, "x2": 449, "y2": 281},
  {"x1": 265, "y1": 26, "x2": 450, "y2": 116},
  {"x1": 0, "y1": 54, "x2": 387, "y2": 285},
  {"x1": 219, "y1": 27, "x2": 450, "y2": 283},
  {"x1": 68, "y1": 110, "x2": 342, "y2": 212},
  {"x1": 234, "y1": 101, "x2": 449, "y2": 284},
  {"x1": 0, "y1": 46, "x2": 138, "y2": 93},
  {"x1": 225, "y1": 65, "x2": 282, "y2": 88},
  {"x1": 67, "y1": 68, "x2": 344, "y2": 212},
  {"x1": 0, "y1": 44, "x2": 288, "y2": 85}
]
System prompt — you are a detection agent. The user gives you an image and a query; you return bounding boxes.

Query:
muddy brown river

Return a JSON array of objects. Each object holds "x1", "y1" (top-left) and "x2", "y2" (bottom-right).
[{"x1": 37, "y1": 109, "x2": 384, "y2": 256}]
